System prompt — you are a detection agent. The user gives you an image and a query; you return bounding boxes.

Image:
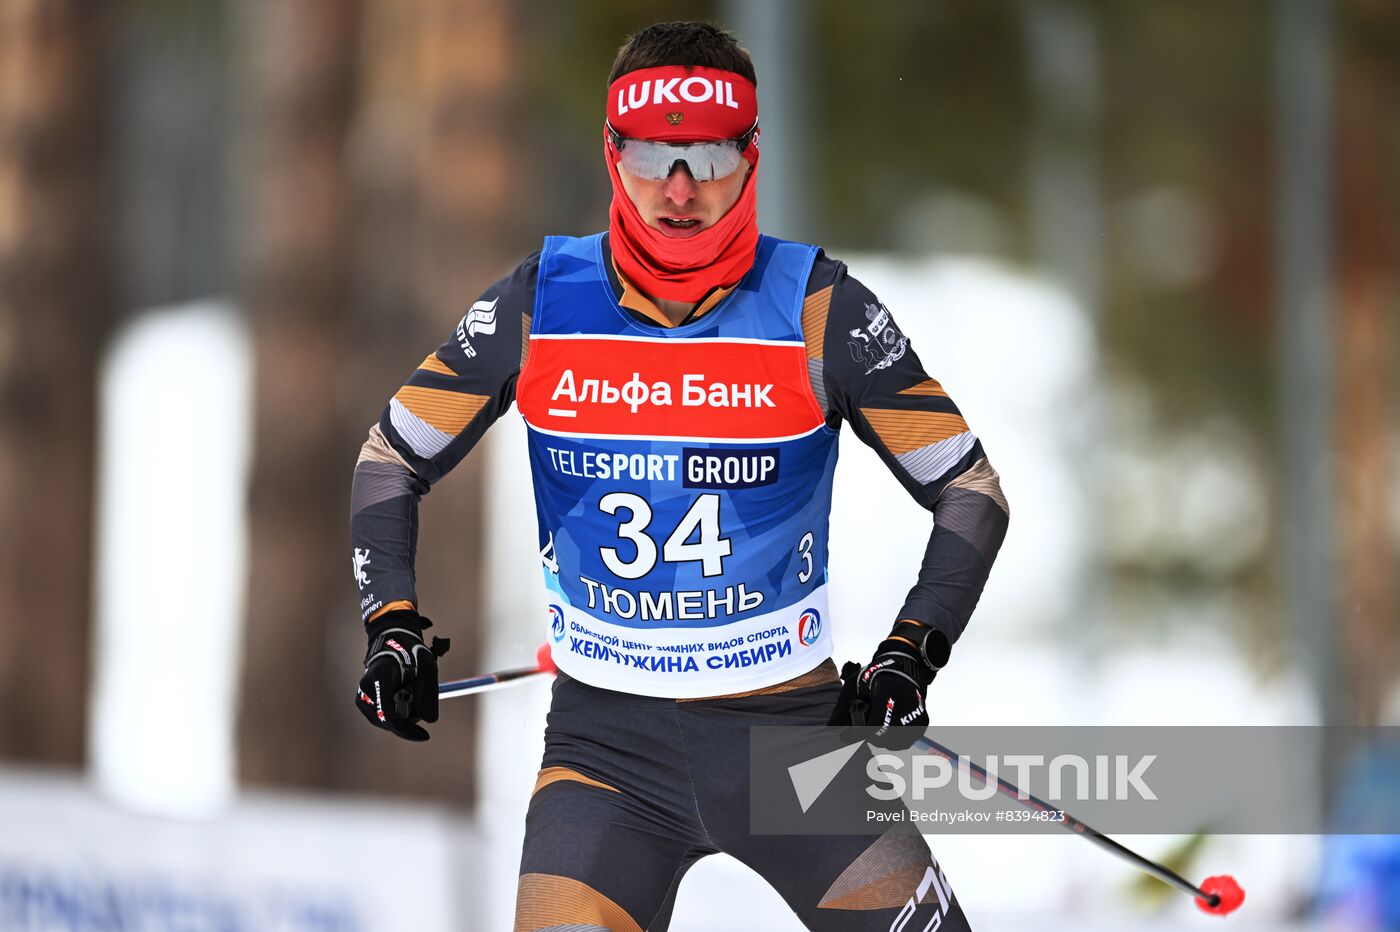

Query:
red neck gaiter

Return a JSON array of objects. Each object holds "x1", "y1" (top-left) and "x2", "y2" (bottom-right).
[{"x1": 605, "y1": 66, "x2": 760, "y2": 304}]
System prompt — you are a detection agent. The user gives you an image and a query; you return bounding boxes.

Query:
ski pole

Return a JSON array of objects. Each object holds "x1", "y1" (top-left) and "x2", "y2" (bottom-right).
[
  {"x1": 914, "y1": 733, "x2": 1245, "y2": 916},
  {"x1": 438, "y1": 644, "x2": 557, "y2": 700}
]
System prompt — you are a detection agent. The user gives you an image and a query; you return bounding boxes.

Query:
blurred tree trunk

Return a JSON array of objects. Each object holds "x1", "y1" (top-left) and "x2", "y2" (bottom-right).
[
  {"x1": 336, "y1": 0, "x2": 519, "y2": 801},
  {"x1": 0, "y1": 0, "x2": 104, "y2": 765},
  {"x1": 239, "y1": 0, "x2": 519, "y2": 798},
  {"x1": 236, "y1": 0, "x2": 358, "y2": 788},
  {"x1": 1334, "y1": 0, "x2": 1396, "y2": 725}
]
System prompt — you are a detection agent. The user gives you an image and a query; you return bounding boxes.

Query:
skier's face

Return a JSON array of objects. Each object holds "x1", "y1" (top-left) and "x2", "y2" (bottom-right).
[{"x1": 617, "y1": 159, "x2": 750, "y2": 239}]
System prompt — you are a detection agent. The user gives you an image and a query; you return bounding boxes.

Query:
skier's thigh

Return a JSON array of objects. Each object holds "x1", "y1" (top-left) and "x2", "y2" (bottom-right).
[{"x1": 516, "y1": 777, "x2": 696, "y2": 932}]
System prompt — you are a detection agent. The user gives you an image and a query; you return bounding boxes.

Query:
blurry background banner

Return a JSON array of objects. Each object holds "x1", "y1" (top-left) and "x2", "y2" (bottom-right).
[{"x1": 0, "y1": 0, "x2": 1397, "y2": 928}]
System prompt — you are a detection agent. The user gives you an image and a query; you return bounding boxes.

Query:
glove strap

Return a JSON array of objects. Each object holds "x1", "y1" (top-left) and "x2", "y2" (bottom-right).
[
  {"x1": 365, "y1": 626, "x2": 425, "y2": 667},
  {"x1": 364, "y1": 608, "x2": 432, "y2": 662},
  {"x1": 868, "y1": 655, "x2": 926, "y2": 693}
]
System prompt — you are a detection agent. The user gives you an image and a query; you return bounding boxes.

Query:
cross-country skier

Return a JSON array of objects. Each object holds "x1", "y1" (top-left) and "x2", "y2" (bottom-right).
[{"x1": 350, "y1": 21, "x2": 1009, "y2": 930}]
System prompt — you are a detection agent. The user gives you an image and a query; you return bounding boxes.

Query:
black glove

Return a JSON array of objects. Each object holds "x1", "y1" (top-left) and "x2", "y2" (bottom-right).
[
  {"x1": 830, "y1": 623, "x2": 949, "y2": 750},
  {"x1": 355, "y1": 609, "x2": 450, "y2": 742}
]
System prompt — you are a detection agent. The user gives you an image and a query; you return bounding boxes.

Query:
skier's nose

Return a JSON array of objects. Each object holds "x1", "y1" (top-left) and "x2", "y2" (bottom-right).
[{"x1": 662, "y1": 164, "x2": 699, "y2": 205}]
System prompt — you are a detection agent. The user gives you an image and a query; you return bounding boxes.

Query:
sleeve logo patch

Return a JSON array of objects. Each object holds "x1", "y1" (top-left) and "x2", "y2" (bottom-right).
[
  {"x1": 352, "y1": 547, "x2": 372, "y2": 590},
  {"x1": 847, "y1": 302, "x2": 908, "y2": 375},
  {"x1": 455, "y1": 297, "x2": 499, "y2": 359}
]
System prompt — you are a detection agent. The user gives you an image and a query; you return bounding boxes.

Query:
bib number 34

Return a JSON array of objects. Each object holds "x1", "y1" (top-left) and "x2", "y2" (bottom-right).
[{"x1": 599, "y1": 492, "x2": 732, "y2": 579}]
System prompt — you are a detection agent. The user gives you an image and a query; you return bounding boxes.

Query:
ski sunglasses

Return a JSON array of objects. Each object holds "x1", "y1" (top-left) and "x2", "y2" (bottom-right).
[{"x1": 606, "y1": 121, "x2": 758, "y2": 182}]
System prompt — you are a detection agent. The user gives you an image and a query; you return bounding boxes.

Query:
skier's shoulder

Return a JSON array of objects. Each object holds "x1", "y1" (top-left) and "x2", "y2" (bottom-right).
[
  {"x1": 802, "y1": 247, "x2": 881, "y2": 312},
  {"x1": 430, "y1": 252, "x2": 540, "y2": 376},
  {"x1": 482, "y1": 250, "x2": 541, "y2": 307},
  {"x1": 800, "y1": 248, "x2": 889, "y2": 341},
  {"x1": 464, "y1": 251, "x2": 540, "y2": 334}
]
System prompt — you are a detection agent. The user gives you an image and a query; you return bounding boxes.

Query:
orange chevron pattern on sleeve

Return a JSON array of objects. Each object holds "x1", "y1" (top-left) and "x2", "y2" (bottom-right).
[
  {"x1": 392, "y1": 385, "x2": 489, "y2": 436},
  {"x1": 858, "y1": 408, "x2": 969, "y2": 456},
  {"x1": 802, "y1": 285, "x2": 832, "y2": 360},
  {"x1": 416, "y1": 353, "x2": 457, "y2": 377},
  {"x1": 897, "y1": 378, "x2": 949, "y2": 398}
]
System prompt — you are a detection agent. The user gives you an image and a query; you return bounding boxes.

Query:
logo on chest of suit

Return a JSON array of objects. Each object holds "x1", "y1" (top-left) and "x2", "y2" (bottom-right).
[
  {"x1": 517, "y1": 336, "x2": 825, "y2": 441},
  {"x1": 549, "y1": 369, "x2": 776, "y2": 416}
]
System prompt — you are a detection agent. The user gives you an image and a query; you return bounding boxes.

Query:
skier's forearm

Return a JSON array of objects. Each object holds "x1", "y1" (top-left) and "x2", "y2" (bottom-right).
[
  {"x1": 350, "y1": 423, "x2": 429, "y2": 624},
  {"x1": 896, "y1": 457, "x2": 1009, "y2": 647},
  {"x1": 347, "y1": 254, "x2": 537, "y2": 626}
]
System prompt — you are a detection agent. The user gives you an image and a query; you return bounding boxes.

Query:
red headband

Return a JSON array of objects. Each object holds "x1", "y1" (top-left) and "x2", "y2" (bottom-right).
[{"x1": 607, "y1": 65, "x2": 757, "y2": 142}]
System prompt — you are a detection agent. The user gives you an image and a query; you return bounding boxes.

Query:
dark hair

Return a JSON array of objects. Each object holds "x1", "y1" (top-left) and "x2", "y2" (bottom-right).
[{"x1": 609, "y1": 21, "x2": 756, "y2": 86}]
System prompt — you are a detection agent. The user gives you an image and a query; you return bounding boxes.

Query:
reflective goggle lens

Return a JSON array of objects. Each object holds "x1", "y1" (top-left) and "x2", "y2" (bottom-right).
[{"x1": 613, "y1": 136, "x2": 747, "y2": 182}]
